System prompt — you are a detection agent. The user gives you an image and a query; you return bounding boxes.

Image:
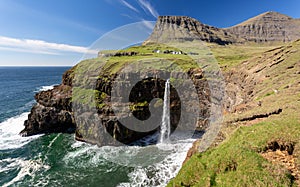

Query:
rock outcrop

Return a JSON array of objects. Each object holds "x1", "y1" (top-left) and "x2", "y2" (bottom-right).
[
  {"x1": 20, "y1": 63, "x2": 212, "y2": 146},
  {"x1": 73, "y1": 66, "x2": 212, "y2": 146},
  {"x1": 20, "y1": 75, "x2": 75, "y2": 136}
]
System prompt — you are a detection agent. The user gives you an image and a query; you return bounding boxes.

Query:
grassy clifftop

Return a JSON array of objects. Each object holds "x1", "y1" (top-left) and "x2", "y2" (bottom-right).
[
  {"x1": 70, "y1": 40, "x2": 300, "y2": 185},
  {"x1": 168, "y1": 40, "x2": 300, "y2": 186}
]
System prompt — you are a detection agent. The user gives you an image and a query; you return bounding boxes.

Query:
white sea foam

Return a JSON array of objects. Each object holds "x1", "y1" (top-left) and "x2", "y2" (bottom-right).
[
  {"x1": 40, "y1": 85, "x2": 55, "y2": 91},
  {"x1": 34, "y1": 85, "x2": 56, "y2": 93},
  {"x1": 64, "y1": 133, "x2": 195, "y2": 187},
  {"x1": 118, "y1": 139, "x2": 194, "y2": 187},
  {"x1": 47, "y1": 133, "x2": 61, "y2": 148},
  {"x1": 1, "y1": 158, "x2": 50, "y2": 187},
  {"x1": 0, "y1": 113, "x2": 42, "y2": 150}
]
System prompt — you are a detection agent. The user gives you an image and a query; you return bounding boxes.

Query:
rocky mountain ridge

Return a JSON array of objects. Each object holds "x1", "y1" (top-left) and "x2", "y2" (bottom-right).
[
  {"x1": 226, "y1": 11, "x2": 300, "y2": 42},
  {"x1": 144, "y1": 11, "x2": 300, "y2": 44},
  {"x1": 143, "y1": 15, "x2": 239, "y2": 45}
]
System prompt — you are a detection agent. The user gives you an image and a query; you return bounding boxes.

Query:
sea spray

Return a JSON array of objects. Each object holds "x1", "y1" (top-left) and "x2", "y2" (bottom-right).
[
  {"x1": 160, "y1": 79, "x2": 170, "y2": 143},
  {"x1": 0, "y1": 113, "x2": 42, "y2": 150}
]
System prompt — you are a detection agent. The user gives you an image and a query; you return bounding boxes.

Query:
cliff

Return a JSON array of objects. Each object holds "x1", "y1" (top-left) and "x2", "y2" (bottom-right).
[
  {"x1": 20, "y1": 46, "x2": 214, "y2": 146},
  {"x1": 143, "y1": 16, "x2": 239, "y2": 45},
  {"x1": 20, "y1": 73, "x2": 75, "y2": 136},
  {"x1": 21, "y1": 11, "x2": 300, "y2": 147}
]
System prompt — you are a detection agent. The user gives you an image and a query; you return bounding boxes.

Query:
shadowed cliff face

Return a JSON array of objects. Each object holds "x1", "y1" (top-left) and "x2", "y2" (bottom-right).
[
  {"x1": 20, "y1": 65, "x2": 212, "y2": 146},
  {"x1": 72, "y1": 67, "x2": 211, "y2": 146}
]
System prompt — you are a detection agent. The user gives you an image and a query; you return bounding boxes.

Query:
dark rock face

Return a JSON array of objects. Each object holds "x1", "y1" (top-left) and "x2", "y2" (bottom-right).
[
  {"x1": 20, "y1": 67, "x2": 76, "y2": 136},
  {"x1": 225, "y1": 12, "x2": 300, "y2": 42},
  {"x1": 73, "y1": 69, "x2": 211, "y2": 146},
  {"x1": 144, "y1": 16, "x2": 239, "y2": 45},
  {"x1": 20, "y1": 84, "x2": 75, "y2": 136},
  {"x1": 20, "y1": 65, "x2": 212, "y2": 146}
]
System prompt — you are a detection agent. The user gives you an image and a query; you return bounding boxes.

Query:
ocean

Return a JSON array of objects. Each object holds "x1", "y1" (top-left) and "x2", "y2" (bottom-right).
[{"x1": 0, "y1": 67, "x2": 195, "y2": 187}]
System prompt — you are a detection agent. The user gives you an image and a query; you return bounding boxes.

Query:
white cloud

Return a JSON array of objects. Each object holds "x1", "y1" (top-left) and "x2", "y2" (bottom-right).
[
  {"x1": 0, "y1": 46, "x2": 59, "y2": 55},
  {"x1": 0, "y1": 36, "x2": 98, "y2": 55},
  {"x1": 138, "y1": 0, "x2": 159, "y2": 18},
  {"x1": 119, "y1": 0, "x2": 139, "y2": 13}
]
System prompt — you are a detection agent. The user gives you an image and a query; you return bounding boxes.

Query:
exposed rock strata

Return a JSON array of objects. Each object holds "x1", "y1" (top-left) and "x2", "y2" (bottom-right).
[
  {"x1": 226, "y1": 12, "x2": 300, "y2": 42},
  {"x1": 144, "y1": 12, "x2": 300, "y2": 45},
  {"x1": 144, "y1": 16, "x2": 239, "y2": 45}
]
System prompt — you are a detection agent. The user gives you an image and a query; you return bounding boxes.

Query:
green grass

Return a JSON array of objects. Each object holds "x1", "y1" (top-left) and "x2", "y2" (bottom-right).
[
  {"x1": 73, "y1": 44, "x2": 203, "y2": 77},
  {"x1": 168, "y1": 40, "x2": 300, "y2": 186},
  {"x1": 72, "y1": 87, "x2": 107, "y2": 109},
  {"x1": 168, "y1": 115, "x2": 300, "y2": 187},
  {"x1": 70, "y1": 41, "x2": 300, "y2": 186},
  {"x1": 209, "y1": 43, "x2": 281, "y2": 70},
  {"x1": 101, "y1": 53, "x2": 199, "y2": 75}
]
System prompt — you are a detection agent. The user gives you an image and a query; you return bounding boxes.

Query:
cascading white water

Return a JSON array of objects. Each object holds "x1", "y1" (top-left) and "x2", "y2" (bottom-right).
[{"x1": 159, "y1": 79, "x2": 171, "y2": 143}]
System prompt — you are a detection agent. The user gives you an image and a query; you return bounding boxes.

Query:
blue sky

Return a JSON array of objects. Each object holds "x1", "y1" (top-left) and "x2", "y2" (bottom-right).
[{"x1": 0, "y1": 0, "x2": 300, "y2": 66}]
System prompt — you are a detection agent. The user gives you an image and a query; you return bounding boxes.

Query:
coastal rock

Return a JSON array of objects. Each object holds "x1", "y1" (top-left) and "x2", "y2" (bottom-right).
[
  {"x1": 73, "y1": 69, "x2": 212, "y2": 146},
  {"x1": 20, "y1": 66, "x2": 212, "y2": 146},
  {"x1": 20, "y1": 84, "x2": 75, "y2": 136}
]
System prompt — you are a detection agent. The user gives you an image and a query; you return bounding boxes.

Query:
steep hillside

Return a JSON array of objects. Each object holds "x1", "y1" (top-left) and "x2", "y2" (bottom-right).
[{"x1": 168, "y1": 40, "x2": 300, "y2": 186}]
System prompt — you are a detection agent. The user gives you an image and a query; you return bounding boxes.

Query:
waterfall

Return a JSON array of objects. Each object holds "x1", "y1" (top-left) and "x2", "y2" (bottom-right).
[{"x1": 159, "y1": 79, "x2": 170, "y2": 143}]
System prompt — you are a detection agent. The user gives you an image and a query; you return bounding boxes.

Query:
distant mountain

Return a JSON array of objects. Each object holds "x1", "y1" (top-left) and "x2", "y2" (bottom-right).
[
  {"x1": 225, "y1": 11, "x2": 300, "y2": 42},
  {"x1": 143, "y1": 15, "x2": 240, "y2": 45},
  {"x1": 144, "y1": 12, "x2": 300, "y2": 45}
]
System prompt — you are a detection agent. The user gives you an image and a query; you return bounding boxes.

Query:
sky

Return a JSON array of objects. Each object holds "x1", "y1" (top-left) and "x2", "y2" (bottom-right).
[{"x1": 0, "y1": 0, "x2": 300, "y2": 66}]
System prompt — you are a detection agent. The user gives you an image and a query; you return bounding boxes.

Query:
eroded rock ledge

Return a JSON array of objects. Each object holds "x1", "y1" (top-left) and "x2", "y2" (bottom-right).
[{"x1": 20, "y1": 78, "x2": 74, "y2": 136}]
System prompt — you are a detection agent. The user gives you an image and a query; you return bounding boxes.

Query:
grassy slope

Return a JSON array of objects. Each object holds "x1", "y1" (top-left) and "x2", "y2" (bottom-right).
[
  {"x1": 168, "y1": 41, "x2": 300, "y2": 186},
  {"x1": 72, "y1": 41, "x2": 300, "y2": 186}
]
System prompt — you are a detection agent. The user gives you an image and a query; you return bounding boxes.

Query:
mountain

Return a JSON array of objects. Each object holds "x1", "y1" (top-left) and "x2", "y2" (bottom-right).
[
  {"x1": 143, "y1": 15, "x2": 240, "y2": 45},
  {"x1": 145, "y1": 12, "x2": 300, "y2": 44},
  {"x1": 226, "y1": 11, "x2": 300, "y2": 42}
]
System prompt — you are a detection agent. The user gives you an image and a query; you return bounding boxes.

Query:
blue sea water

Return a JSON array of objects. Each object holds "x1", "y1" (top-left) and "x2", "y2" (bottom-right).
[
  {"x1": 0, "y1": 67, "x2": 195, "y2": 187},
  {"x1": 0, "y1": 67, "x2": 69, "y2": 122}
]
